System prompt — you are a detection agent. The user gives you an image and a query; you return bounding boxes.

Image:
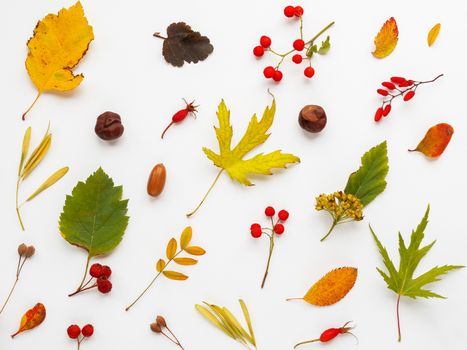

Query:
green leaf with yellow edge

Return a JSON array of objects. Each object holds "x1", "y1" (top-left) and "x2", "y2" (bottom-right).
[
  {"x1": 188, "y1": 99, "x2": 300, "y2": 216},
  {"x1": 370, "y1": 205, "x2": 464, "y2": 342}
]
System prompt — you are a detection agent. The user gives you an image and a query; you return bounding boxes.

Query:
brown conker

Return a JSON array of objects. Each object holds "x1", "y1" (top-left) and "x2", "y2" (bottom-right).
[
  {"x1": 298, "y1": 105, "x2": 327, "y2": 133},
  {"x1": 95, "y1": 111, "x2": 124, "y2": 141}
]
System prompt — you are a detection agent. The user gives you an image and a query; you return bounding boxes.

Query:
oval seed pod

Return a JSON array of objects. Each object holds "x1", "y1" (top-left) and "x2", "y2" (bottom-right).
[{"x1": 147, "y1": 164, "x2": 166, "y2": 197}]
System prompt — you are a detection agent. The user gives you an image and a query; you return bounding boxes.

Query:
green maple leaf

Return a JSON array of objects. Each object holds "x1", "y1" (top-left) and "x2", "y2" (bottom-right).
[
  {"x1": 59, "y1": 167, "x2": 129, "y2": 295},
  {"x1": 370, "y1": 205, "x2": 463, "y2": 342}
]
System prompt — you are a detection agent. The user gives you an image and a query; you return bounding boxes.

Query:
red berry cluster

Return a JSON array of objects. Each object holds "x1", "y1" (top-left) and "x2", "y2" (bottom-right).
[
  {"x1": 253, "y1": 5, "x2": 334, "y2": 82},
  {"x1": 69, "y1": 263, "x2": 112, "y2": 296},
  {"x1": 374, "y1": 74, "x2": 444, "y2": 122},
  {"x1": 67, "y1": 324, "x2": 93, "y2": 349},
  {"x1": 250, "y1": 206, "x2": 289, "y2": 288}
]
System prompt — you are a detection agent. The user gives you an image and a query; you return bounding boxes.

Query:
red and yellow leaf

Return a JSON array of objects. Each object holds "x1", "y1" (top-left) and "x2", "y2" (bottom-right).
[
  {"x1": 372, "y1": 17, "x2": 399, "y2": 58},
  {"x1": 11, "y1": 303, "x2": 46, "y2": 338},
  {"x1": 409, "y1": 123, "x2": 454, "y2": 158}
]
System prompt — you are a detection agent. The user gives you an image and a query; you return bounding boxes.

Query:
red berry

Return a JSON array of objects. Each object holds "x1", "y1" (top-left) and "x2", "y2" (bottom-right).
[
  {"x1": 263, "y1": 66, "x2": 275, "y2": 79},
  {"x1": 250, "y1": 223, "x2": 262, "y2": 238},
  {"x1": 383, "y1": 104, "x2": 391, "y2": 117},
  {"x1": 272, "y1": 70, "x2": 283, "y2": 82},
  {"x1": 278, "y1": 210, "x2": 289, "y2": 221},
  {"x1": 374, "y1": 107, "x2": 383, "y2": 122},
  {"x1": 294, "y1": 6, "x2": 304, "y2": 16},
  {"x1": 274, "y1": 223, "x2": 285, "y2": 234},
  {"x1": 89, "y1": 263, "x2": 102, "y2": 278},
  {"x1": 265, "y1": 206, "x2": 275, "y2": 217},
  {"x1": 82, "y1": 324, "x2": 94, "y2": 337},
  {"x1": 292, "y1": 54, "x2": 302, "y2": 64},
  {"x1": 398, "y1": 80, "x2": 412, "y2": 87},
  {"x1": 382, "y1": 81, "x2": 396, "y2": 90},
  {"x1": 304, "y1": 66, "x2": 315, "y2": 78},
  {"x1": 284, "y1": 5, "x2": 295, "y2": 17},
  {"x1": 253, "y1": 46, "x2": 264, "y2": 57},
  {"x1": 67, "y1": 325, "x2": 81, "y2": 339},
  {"x1": 319, "y1": 328, "x2": 341, "y2": 342},
  {"x1": 377, "y1": 89, "x2": 389, "y2": 96},
  {"x1": 390, "y1": 76, "x2": 406, "y2": 84},
  {"x1": 260, "y1": 36, "x2": 271, "y2": 48},
  {"x1": 403, "y1": 90, "x2": 415, "y2": 101},
  {"x1": 293, "y1": 39, "x2": 305, "y2": 51},
  {"x1": 97, "y1": 276, "x2": 112, "y2": 294},
  {"x1": 101, "y1": 265, "x2": 112, "y2": 278}
]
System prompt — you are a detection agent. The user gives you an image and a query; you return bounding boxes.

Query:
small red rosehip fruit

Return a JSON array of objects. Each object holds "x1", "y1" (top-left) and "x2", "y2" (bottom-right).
[
  {"x1": 97, "y1": 277, "x2": 112, "y2": 294},
  {"x1": 274, "y1": 223, "x2": 285, "y2": 234},
  {"x1": 284, "y1": 5, "x2": 295, "y2": 17},
  {"x1": 89, "y1": 263, "x2": 103, "y2": 278},
  {"x1": 253, "y1": 46, "x2": 265, "y2": 57},
  {"x1": 67, "y1": 325, "x2": 81, "y2": 339},
  {"x1": 304, "y1": 66, "x2": 315, "y2": 78},
  {"x1": 294, "y1": 6, "x2": 304, "y2": 16},
  {"x1": 82, "y1": 324, "x2": 94, "y2": 337},
  {"x1": 263, "y1": 66, "x2": 275, "y2": 79},
  {"x1": 278, "y1": 210, "x2": 289, "y2": 221},
  {"x1": 260, "y1": 35, "x2": 271, "y2": 48},
  {"x1": 293, "y1": 39, "x2": 305, "y2": 51},
  {"x1": 265, "y1": 206, "x2": 275, "y2": 217}
]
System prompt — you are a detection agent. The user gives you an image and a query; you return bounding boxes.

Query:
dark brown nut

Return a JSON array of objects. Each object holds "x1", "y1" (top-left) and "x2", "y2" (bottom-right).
[
  {"x1": 147, "y1": 164, "x2": 166, "y2": 197},
  {"x1": 95, "y1": 112, "x2": 124, "y2": 140},
  {"x1": 150, "y1": 322, "x2": 162, "y2": 333},
  {"x1": 298, "y1": 105, "x2": 327, "y2": 133},
  {"x1": 17, "y1": 243, "x2": 28, "y2": 256}
]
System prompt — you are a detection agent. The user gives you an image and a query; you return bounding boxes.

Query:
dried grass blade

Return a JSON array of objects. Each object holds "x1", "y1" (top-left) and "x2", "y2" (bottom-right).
[
  {"x1": 19, "y1": 127, "x2": 31, "y2": 176},
  {"x1": 239, "y1": 299, "x2": 256, "y2": 345},
  {"x1": 195, "y1": 304, "x2": 235, "y2": 338},
  {"x1": 25, "y1": 167, "x2": 69, "y2": 202}
]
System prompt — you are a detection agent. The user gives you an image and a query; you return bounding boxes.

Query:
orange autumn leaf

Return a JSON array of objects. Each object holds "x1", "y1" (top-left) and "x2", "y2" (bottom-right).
[
  {"x1": 11, "y1": 303, "x2": 46, "y2": 338},
  {"x1": 288, "y1": 267, "x2": 358, "y2": 306},
  {"x1": 409, "y1": 123, "x2": 454, "y2": 158},
  {"x1": 372, "y1": 17, "x2": 399, "y2": 58}
]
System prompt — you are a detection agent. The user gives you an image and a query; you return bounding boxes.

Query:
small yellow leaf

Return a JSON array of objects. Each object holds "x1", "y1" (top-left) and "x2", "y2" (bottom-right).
[
  {"x1": 11, "y1": 303, "x2": 46, "y2": 338},
  {"x1": 26, "y1": 167, "x2": 69, "y2": 202},
  {"x1": 166, "y1": 238, "x2": 177, "y2": 259},
  {"x1": 19, "y1": 127, "x2": 31, "y2": 175},
  {"x1": 372, "y1": 17, "x2": 399, "y2": 58},
  {"x1": 156, "y1": 259, "x2": 166, "y2": 272},
  {"x1": 185, "y1": 246, "x2": 206, "y2": 256},
  {"x1": 195, "y1": 304, "x2": 235, "y2": 338},
  {"x1": 297, "y1": 267, "x2": 358, "y2": 306},
  {"x1": 174, "y1": 257, "x2": 198, "y2": 266},
  {"x1": 163, "y1": 270, "x2": 188, "y2": 280},
  {"x1": 180, "y1": 226, "x2": 192, "y2": 249},
  {"x1": 21, "y1": 132, "x2": 51, "y2": 180},
  {"x1": 427, "y1": 23, "x2": 441, "y2": 47}
]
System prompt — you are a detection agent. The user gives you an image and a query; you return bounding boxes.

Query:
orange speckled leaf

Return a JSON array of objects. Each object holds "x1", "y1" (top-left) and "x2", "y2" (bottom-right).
[
  {"x1": 300, "y1": 267, "x2": 358, "y2": 306},
  {"x1": 410, "y1": 123, "x2": 454, "y2": 158},
  {"x1": 372, "y1": 17, "x2": 399, "y2": 58},
  {"x1": 11, "y1": 303, "x2": 46, "y2": 338}
]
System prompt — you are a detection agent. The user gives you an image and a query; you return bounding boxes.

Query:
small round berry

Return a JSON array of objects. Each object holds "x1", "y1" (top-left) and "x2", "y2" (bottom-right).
[
  {"x1": 82, "y1": 324, "x2": 94, "y2": 337},
  {"x1": 260, "y1": 35, "x2": 271, "y2": 48},
  {"x1": 250, "y1": 223, "x2": 262, "y2": 238},
  {"x1": 274, "y1": 223, "x2": 285, "y2": 234},
  {"x1": 89, "y1": 263, "x2": 103, "y2": 278},
  {"x1": 263, "y1": 66, "x2": 275, "y2": 79},
  {"x1": 304, "y1": 66, "x2": 315, "y2": 78},
  {"x1": 265, "y1": 206, "x2": 275, "y2": 217},
  {"x1": 101, "y1": 265, "x2": 112, "y2": 278},
  {"x1": 272, "y1": 70, "x2": 283, "y2": 82},
  {"x1": 253, "y1": 46, "x2": 264, "y2": 57},
  {"x1": 67, "y1": 324, "x2": 81, "y2": 339},
  {"x1": 284, "y1": 5, "x2": 295, "y2": 17},
  {"x1": 278, "y1": 210, "x2": 289, "y2": 221},
  {"x1": 97, "y1": 276, "x2": 112, "y2": 294},
  {"x1": 292, "y1": 54, "x2": 302, "y2": 64},
  {"x1": 293, "y1": 39, "x2": 305, "y2": 51},
  {"x1": 294, "y1": 6, "x2": 304, "y2": 17}
]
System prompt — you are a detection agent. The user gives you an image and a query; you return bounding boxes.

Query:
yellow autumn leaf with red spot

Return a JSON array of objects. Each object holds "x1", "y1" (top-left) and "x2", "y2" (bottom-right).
[
  {"x1": 372, "y1": 17, "x2": 398, "y2": 58},
  {"x1": 11, "y1": 303, "x2": 46, "y2": 338},
  {"x1": 409, "y1": 123, "x2": 454, "y2": 158}
]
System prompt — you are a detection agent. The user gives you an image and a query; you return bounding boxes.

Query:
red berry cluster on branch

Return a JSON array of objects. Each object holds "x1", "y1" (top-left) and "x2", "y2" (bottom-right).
[
  {"x1": 67, "y1": 324, "x2": 94, "y2": 349},
  {"x1": 374, "y1": 74, "x2": 443, "y2": 122},
  {"x1": 69, "y1": 263, "x2": 113, "y2": 296},
  {"x1": 253, "y1": 5, "x2": 334, "y2": 82}
]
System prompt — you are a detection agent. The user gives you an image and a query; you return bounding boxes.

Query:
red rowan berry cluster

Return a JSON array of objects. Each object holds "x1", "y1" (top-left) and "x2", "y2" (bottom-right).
[
  {"x1": 253, "y1": 5, "x2": 334, "y2": 82},
  {"x1": 374, "y1": 74, "x2": 443, "y2": 122},
  {"x1": 67, "y1": 324, "x2": 93, "y2": 349},
  {"x1": 250, "y1": 206, "x2": 289, "y2": 288},
  {"x1": 68, "y1": 263, "x2": 112, "y2": 297}
]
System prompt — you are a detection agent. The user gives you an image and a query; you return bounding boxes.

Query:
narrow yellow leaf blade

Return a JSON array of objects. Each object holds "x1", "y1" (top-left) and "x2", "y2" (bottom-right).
[
  {"x1": 239, "y1": 299, "x2": 256, "y2": 345},
  {"x1": 22, "y1": 133, "x2": 52, "y2": 180},
  {"x1": 174, "y1": 257, "x2": 197, "y2": 266},
  {"x1": 26, "y1": 167, "x2": 69, "y2": 202},
  {"x1": 19, "y1": 127, "x2": 32, "y2": 175},
  {"x1": 166, "y1": 238, "x2": 177, "y2": 259},
  {"x1": 180, "y1": 226, "x2": 192, "y2": 249},
  {"x1": 162, "y1": 270, "x2": 188, "y2": 280},
  {"x1": 184, "y1": 246, "x2": 206, "y2": 256},
  {"x1": 156, "y1": 259, "x2": 166, "y2": 272},
  {"x1": 195, "y1": 304, "x2": 235, "y2": 338},
  {"x1": 427, "y1": 23, "x2": 441, "y2": 47},
  {"x1": 372, "y1": 17, "x2": 399, "y2": 58}
]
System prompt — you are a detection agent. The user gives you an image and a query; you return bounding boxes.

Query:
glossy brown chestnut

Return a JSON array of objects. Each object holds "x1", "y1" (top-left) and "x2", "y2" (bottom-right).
[
  {"x1": 95, "y1": 111, "x2": 124, "y2": 140},
  {"x1": 298, "y1": 105, "x2": 327, "y2": 133}
]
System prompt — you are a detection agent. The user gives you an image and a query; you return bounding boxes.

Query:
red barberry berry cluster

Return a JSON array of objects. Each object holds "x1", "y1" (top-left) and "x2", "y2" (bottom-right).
[
  {"x1": 250, "y1": 206, "x2": 289, "y2": 288},
  {"x1": 69, "y1": 263, "x2": 112, "y2": 296},
  {"x1": 67, "y1": 324, "x2": 94, "y2": 349},
  {"x1": 253, "y1": 5, "x2": 334, "y2": 82},
  {"x1": 374, "y1": 74, "x2": 444, "y2": 122}
]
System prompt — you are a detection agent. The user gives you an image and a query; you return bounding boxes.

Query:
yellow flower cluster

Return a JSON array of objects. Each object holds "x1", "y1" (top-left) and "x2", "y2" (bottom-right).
[{"x1": 315, "y1": 191, "x2": 363, "y2": 222}]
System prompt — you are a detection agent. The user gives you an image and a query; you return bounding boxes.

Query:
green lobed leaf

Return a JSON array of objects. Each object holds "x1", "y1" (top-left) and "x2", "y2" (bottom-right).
[
  {"x1": 344, "y1": 141, "x2": 389, "y2": 206},
  {"x1": 317, "y1": 36, "x2": 331, "y2": 54},
  {"x1": 59, "y1": 168, "x2": 129, "y2": 257}
]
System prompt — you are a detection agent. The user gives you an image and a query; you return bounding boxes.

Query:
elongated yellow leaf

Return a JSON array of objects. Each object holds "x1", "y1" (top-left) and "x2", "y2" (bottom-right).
[
  {"x1": 239, "y1": 299, "x2": 256, "y2": 345},
  {"x1": 166, "y1": 238, "x2": 177, "y2": 259},
  {"x1": 162, "y1": 270, "x2": 188, "y2": 280},
  {"x1": 156, "y1": 259, "x2": 166, "y2": 272},
  {"x1": 174, "y1": 257, "x2": 197, "y2": 266},
  {"x1": 205, "y1": 304, "x2": 243, "y2": 342},
  {"x1": 184, "y1": 246, "x2": 206, "y2": 256},
  {"x1": 25, "y1": 167, "x2": 69, "y2": 202},
  {"x1": 180, "y1": 226, "x2": 192, "y2": 249},
  {"x1": 222, "y1": 307, "x2": 253, "y2": 344},
  {"x1": 19, "y1": 127, "x2": 31, "y2": 176},
  {"x1": 22, "y1": 134, "x2": 51, "y2": 180},
  {"x1": 427, "y1": 23, "x2": 441, "y2": 46},
  {"x1": 195, "y1": 304, "x2": 235, "y2": 338}
]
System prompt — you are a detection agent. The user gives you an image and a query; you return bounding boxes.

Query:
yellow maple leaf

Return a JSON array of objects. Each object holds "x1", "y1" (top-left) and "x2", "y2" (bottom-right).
[
  {"x1": 22, "y1": 1, "x2": 94, "y2": 120},
  {"x1": 372, "y1": 17, "x2": 398, "y2": 58},
  {"x1": 187, "y1": 99, "x2": 300, "y2": 217}
]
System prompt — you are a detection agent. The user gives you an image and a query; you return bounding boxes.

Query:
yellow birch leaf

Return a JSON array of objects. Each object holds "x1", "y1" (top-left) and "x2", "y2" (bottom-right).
[
  {"x1": 427, "y1": 23, "x2": 441, "y2": 47},
  {"x1": 156, "y1": 259, "x2": 166, "y2": 272},
  {"x1": 163, "y1": 271, "x2": 188, "y2": 280},
  {"x1": 180, "y1": 226, "x2": 192, "y2": 249},
  {"x1": 372, "y1": 17, "x2": 399, "y2": 58},
  {"x1": 22, "y1": 1, "x2": 94, "y2": 120},
  {"x1": 166, "y1": 238, "x2": 177, "y2": 259},
  {"x1": 11, "y1": 303, "x2": 46, "y2": 338},
  {"x1": 184, "y1": 246, "x2": 206, "y2": 256},
  {"x1": 174, "y1": 257, "x2": 198, "y2": 265}
]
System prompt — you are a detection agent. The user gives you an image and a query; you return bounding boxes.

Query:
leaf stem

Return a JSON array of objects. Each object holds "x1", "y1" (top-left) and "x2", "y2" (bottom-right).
[
  {"x1": 22, "y1": 91, "x2": 42, "y2": 121},
  {"x1": 396, "y1": 294, "x2": 402, "y2": 342},
  {"x1": 153, "y1": 32, "x2": 167, "y2": 40},
  {"x1": 186, "y1": 169, "x2": 223, "y2": 217},
  {"x1": 260, "y1": 234, "x2": 275, "y2": 289},
  {"x1": 69, "y1": 256, "x2": 91, "y2": 297},
  {"x1": 15, "y1": 177, "x2": 25, "y2": 231},
  {"x1": 320, "y1": 219, "x2": 338, "y2": 242}
]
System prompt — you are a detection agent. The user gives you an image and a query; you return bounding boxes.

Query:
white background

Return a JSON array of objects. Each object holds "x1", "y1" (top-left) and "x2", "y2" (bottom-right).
[{"x1": 0, "y1": 0, "x2": 466, "y2": 349}]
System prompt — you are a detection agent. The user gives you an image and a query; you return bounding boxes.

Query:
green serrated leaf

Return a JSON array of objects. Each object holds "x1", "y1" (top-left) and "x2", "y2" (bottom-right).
[
  {"x1": 306, "y1": 44, "x2": 318, "y2": 58},
  {"x1": 317, "y1": 36, "x2": 331, "y2": 54},
  {"x1": 344, "y1": 141, "x2": 388, "y2": 206}
]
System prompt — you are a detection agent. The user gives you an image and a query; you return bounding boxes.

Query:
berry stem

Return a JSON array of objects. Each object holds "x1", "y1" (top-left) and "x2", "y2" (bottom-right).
[
  {"x1": 260, "y1": 233, "x2": 275, "y2": 289},
  {"x1": 396, "y1": 294, "x2": 402, "y2": 342},
  {"x1": 22, "y1": 91, "x2": 42, "y2": 120},
  {"x1": 0, "y1": 256, "x2": 27, "y2": 316},
  {"x1": 305, "y1": 21, "x2": 335, "y2": 46},
  {"x1": 161, "y1": 121, "x2": 174, "y2": 139},
  {"x1": 320, "y1": 218, "x2": 338, "y2": 242},
  {"x1": 186, "y1": 169, "x2": 224, "y2": 217},
  {"x1": 164, "y1": 326, "x2": 185, "y2": 350},
  {"x1": 294, "y1": 339, "x2": 319, "y2": 348},
  {"x1": 70, "y1": 255, "x2": 91, "y2": 297}
]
